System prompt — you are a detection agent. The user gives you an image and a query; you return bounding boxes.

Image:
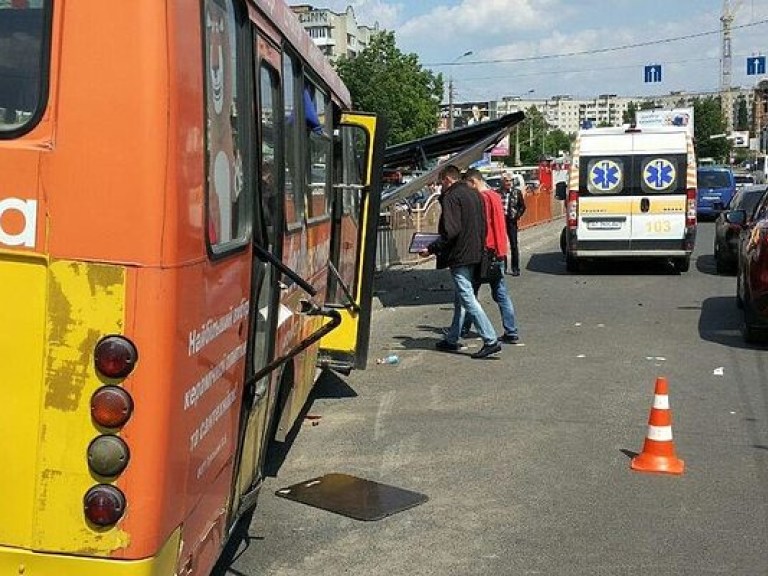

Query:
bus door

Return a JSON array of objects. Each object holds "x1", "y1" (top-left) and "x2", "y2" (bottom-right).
[
  {"x1": 232, "y1": 50, "x2": 283, "y2": 514},
  {"x1": 578, "y1": 156, "x2": 633, "y2": 251},
  {"x1": 320, "y1": 113, "x2": 385, "y2": 371},
  {"x1": 629, "y1": 154, "x2": 688, "y2": 251}
]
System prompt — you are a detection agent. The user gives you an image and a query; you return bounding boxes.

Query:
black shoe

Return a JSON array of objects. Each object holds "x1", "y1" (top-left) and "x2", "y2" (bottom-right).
[
  {"x1": 499, "y1": 334, "x2": 520, "y2": 344},
  {"x1": 511, "y1": 269, "x2": 520, "y2": 276},
  {"x1": 471, "y1": 341, "x2": 502, "y2": 359},
  {"x1": 435, "y1": 339, "x2": 462, "y2": 352}
]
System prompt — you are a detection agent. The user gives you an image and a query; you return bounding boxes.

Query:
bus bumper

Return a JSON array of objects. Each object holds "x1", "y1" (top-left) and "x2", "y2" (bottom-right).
[{"x1": 0, "y1": 529, "x2": 180, "y2": 576}]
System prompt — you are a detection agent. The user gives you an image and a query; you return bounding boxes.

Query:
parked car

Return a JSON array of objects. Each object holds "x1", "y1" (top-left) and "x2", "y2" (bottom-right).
[
  {"x1": 729, "y1": 190, "x2": 768, "y2": 342},
  {"x1": 714, "y1": 185, "x2": 768, "y2": 274},
  {"x1": 697, "y1": 165, "x2": 736, "y2": 220}
]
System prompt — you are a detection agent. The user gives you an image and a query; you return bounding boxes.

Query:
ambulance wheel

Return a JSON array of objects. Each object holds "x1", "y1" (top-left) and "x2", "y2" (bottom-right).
[
  {"x1": 674, "y1": 256, "x2": 690, "y2": 273},
  {"x1": 565, "y1": 254, "x2": 580, "y2": 273},
  {"x1": 559, "y1": 227, "x2": 567, "y2": 254}
]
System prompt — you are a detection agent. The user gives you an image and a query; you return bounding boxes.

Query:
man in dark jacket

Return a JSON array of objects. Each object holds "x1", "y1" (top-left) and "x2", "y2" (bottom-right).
[
  {"x1": 498, "y1": 173, "x2": 527, "y2": 275},
  {"x1": 421, "y1": 164, "x2": 501, "y2": 359}
]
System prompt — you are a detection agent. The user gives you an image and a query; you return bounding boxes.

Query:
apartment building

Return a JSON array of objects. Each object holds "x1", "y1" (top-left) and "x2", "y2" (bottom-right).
[{"x1": 290, "y1": 4, "x2": 379, "y2": 61}]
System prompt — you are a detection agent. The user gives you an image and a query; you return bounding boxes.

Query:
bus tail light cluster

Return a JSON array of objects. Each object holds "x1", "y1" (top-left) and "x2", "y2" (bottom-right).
[
  {"x1": 686, "y1": 188, "x2": 697, "y2": 228},
  {"x1": 85, "y1": 335, "x2": 137, "y2": 527},
  {"x1": 567, "y1": 191, "x2": 579, "y2": 229}
]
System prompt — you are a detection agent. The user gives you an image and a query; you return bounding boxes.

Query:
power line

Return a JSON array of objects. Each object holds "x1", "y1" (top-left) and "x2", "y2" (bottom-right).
[{"x1": 427, "y1": 18, "x2": 768, "y2": 67}]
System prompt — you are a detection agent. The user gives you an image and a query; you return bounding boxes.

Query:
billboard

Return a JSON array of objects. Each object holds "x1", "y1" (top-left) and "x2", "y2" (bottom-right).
[{"x1": 635, "y1": 107, "x2": 694, "y2": 137}]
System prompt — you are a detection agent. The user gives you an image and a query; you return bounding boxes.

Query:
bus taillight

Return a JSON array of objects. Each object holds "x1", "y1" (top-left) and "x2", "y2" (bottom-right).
[
  {"x1": 84, "y1": 484, "x2": 126, "y2": 526},
  {"x1": 567, "y1": 191, "x2": 579, "y2": 229},
  {"x1": 91, "y1": 385, "x2": 134, "y2": 428},
  {"x1": 686, "y1": 188, "x2": 697, "y2": 228},
  {"x1": 88, "y1": 435, "x2": 130, "y2": 477},
  {"x1": 94, "y1": 335, "x2": 138, "y2": 379}
]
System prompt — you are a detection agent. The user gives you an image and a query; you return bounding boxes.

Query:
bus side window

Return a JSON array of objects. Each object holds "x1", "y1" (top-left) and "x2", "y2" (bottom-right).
[
  {"x1": 304, "y1": 83, "x2": 330, "y2": 220},
  {"x1": 0, "y1": 2, "x2": 50, "y2": 134},
  {"x1": 282, "y1": 52, "x2": 304, "y2": 228},
  {"x1": 204, "y1": 0, "x2": 250, "y2": 250}
]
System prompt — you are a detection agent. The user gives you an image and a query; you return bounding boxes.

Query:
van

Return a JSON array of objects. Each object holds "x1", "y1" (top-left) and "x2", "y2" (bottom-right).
[
  {"x1": 564, "y1": 126, "x2": 697, "y2": 273},
  {"x1": 696, "y1": 165, "x2": 736, "y2": 219}
]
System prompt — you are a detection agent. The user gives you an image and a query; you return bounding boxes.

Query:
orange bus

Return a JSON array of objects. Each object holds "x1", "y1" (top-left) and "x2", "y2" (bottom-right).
[{"x1": 0, "y1": 1, "x2": 384, "y2": 574}]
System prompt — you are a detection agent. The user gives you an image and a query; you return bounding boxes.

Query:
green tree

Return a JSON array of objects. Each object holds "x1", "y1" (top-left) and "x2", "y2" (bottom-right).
[
  {"x1": 333, "y1": 31, "x2": 443, "y2": 145},
  {"x1": 623, "y1": 101, "x2": 637, "y2": 125},
  {"x1": 692, "y1": 96, "x2": 730, "y2": 162},
  {"x1": 736, "y1": 96, "x2": 749, "y2": 132}
]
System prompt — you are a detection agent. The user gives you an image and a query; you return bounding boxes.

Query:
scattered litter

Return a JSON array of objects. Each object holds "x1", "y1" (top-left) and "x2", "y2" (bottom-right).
[
  {"x1": 576, "y1": 354, "x2": 586, "y2": 358},
  {"x1": 574, "y1": 322, "x2": 582, "y2": 327},
  {"x1": 655, "y1": 357, "x2": 666, "y2": 361},
  {"x1": 376, "y1": 355, "x2": 400, "y2": 365},
  {"x1": 597, "y1": 323, "x2": 605, "y2": 328},
  {"x1": 713, "y1": 367, "x2": 724, "y2": 376}
]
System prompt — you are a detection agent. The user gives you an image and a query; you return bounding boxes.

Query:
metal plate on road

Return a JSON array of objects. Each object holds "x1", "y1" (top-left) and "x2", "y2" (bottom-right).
[{"x1": 275, "y1": 473, "x2": 428, "y2": 521}]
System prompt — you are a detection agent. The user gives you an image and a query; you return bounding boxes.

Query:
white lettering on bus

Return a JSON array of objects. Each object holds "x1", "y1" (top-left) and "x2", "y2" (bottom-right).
[
  {"x1": 188, "y1": 298, "x2": 249, "y2": 356},
  {"x1": 0, "y1": 198, "x2": 37, "y2": 248},
  {"x1": 189, "y1": 389, "x2": 237, "y2": 451},
  {"x1": 196, "y1": 434, "x2": 227, "y2": 479},
  {"x1": 184, "y1": 342, "x2": 246, "y2": 411}
]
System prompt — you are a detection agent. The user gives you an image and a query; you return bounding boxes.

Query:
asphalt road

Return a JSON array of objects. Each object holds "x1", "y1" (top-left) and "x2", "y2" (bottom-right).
[{"x1": 215, "y1": 219, "x2": 768, "y2": 576}]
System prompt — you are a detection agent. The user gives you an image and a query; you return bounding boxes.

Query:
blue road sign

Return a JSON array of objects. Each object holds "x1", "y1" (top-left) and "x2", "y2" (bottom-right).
[
  {"x1": 747, "y1": 56, "x2": 766, "y2": 76},
  {"x1": 644, "y1": 64, "x2": 662, "y2": 83}
]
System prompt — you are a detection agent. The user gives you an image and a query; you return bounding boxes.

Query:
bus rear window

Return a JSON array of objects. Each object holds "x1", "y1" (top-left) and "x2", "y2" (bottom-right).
[{"x1": 0, "y1": 1, "x2": 50, "y2": 136}]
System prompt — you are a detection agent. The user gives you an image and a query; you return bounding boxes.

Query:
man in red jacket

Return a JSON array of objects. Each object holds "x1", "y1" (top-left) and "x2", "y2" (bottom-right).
[{"x1": 463, "y1": 168, "x2": 520, "y2": 344}]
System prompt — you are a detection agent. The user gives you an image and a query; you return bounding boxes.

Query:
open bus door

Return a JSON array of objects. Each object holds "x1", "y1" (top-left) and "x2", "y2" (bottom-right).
[{"x1": 320, "y1": 112, "x2": 385, "y2": 371}]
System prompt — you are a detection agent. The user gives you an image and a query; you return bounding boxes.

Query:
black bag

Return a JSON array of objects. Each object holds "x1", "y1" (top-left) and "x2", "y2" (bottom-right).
[{"x1": 477, "y1": 247, "x2": 503, "y2": 283}]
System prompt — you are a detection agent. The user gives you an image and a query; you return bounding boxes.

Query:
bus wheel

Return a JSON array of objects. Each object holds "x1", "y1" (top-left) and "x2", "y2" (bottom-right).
[{"x1": 674, "y1": 256, "x2": 690, "y2": 273}]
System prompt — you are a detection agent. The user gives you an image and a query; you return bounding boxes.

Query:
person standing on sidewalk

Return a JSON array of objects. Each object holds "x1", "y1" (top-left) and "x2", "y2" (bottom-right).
[
  {"x1": 419, "y1": 164, "x2": 501, "y2": 359},
  {"x1": 498, "y1": 172, "x2": 526, "y2": 276},
  {"x1": 463, "y1": 168, "x2": 521, "y2": 344}
]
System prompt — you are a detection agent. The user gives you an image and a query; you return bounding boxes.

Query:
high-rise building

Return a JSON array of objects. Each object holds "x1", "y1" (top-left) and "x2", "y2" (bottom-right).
[{"x1": 289, "y1": 4, "x2": 379, "y2": 61}]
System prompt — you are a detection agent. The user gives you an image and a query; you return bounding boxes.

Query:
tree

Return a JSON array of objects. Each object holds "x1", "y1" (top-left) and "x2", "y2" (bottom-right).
[
  {"x1": 623, "y1": 101, "x2": 637, "y2": 125},
  {"x1": 736, "y1": 96, "x2": 749, "y2": 132},
  {"x1": 693, "y1": 96, "x2": 730, "y2": 162},
  {"x1": 333, "y1": 31, "x2": 443, "y2": 145}
]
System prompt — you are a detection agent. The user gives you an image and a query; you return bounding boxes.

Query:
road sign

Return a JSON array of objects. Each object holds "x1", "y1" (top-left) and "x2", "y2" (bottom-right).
[
  {"x1": 644, "y1": 64, "x2": 662, "y2": 83},
  {"x1": 747, "y1": 56, "x2": 766, "y2": 76}
]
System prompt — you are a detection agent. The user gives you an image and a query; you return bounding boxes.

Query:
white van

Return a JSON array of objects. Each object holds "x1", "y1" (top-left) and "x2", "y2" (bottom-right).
[{"x1": 564, "y1": 126, "x2": 697, "y2": 272}]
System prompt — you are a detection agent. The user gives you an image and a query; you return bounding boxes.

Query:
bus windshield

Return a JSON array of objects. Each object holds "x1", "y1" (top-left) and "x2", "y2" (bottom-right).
[{"x1": 0, "y1": 1, "x2": 49, "y2": 134}]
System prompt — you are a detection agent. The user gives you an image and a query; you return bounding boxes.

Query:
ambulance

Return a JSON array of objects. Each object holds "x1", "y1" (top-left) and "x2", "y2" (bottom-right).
[{"x1": 563, "y1": 126, "x2": 697, "y2": 273}]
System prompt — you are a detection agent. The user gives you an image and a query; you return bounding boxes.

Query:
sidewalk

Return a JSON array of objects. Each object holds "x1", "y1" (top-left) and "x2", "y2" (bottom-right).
[{"x1": 372, "y1": 216, "x2": 564, "y2": 311}]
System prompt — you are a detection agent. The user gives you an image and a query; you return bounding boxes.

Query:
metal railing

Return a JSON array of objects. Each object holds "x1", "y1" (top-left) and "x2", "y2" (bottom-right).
[{"x1": 376, "y1": 187, "x2": 565, "y2": 270}]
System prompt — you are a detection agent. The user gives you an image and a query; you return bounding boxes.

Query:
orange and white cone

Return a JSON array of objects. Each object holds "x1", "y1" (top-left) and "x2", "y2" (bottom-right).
[{"x1": 631, "y1": 376, "x2": 684, "y2": 475}]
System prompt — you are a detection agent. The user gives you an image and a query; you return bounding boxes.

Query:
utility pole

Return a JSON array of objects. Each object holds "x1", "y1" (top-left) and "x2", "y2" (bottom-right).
[
  {"x1": 721, "y1": 0, "x2": 744, "y2": 133},
  {"x1": 447, "y1": 51, "x2": 472, "y2": 131}
]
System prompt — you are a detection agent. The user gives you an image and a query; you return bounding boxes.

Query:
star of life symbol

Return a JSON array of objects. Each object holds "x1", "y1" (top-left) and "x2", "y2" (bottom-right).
[
  {"x1": 590, "y1": 160, "x2": 621, "y2": 192},
  {"x1": 644, "y1": 158, "x2": 676, "y2": 191}
]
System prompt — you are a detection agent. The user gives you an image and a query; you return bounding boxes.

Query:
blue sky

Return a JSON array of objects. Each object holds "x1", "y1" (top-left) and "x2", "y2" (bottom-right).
[{"x1": 287, "y1": 0, "x2": 768, "y2": 102}]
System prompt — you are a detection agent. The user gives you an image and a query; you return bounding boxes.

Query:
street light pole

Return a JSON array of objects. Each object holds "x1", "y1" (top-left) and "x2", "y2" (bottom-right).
[{"x1": 448, "y1": 50, "x2": 473, "y2": 131}]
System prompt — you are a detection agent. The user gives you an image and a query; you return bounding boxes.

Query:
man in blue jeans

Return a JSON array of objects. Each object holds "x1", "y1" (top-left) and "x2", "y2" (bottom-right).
[{"x1": 420, "y1": 165, "x2": 501, "y2": 359}]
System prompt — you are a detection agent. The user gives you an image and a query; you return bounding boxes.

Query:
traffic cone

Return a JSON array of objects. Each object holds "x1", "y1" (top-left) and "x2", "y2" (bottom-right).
[{"x1": 631, "y1": 376, "x2": 684, "y2": 475}]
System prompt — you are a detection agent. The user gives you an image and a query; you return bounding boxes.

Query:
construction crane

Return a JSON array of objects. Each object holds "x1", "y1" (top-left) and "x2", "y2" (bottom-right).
[{"x1": 721, "y1": 0, "x2": 745, "y2": 133}]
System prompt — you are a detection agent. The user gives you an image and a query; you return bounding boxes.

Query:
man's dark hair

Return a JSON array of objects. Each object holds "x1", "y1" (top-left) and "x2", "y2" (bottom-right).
[
  {"x1": 463, "y1": 167, "x2": 483, "y2": 181},
  {"x1": 439, "y1": 164, "x2": 461, "y2": 181}
]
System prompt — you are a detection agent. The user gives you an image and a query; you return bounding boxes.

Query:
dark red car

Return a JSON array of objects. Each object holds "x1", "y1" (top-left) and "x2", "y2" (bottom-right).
[{"x1": 729, "y1": 190, "x2": 768, "y2": 342}]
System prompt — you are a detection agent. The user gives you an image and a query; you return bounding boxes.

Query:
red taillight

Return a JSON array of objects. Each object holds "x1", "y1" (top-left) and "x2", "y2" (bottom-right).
[
  {"x1": 91, "y1": 385, "x2": 134, "y2": 428},
  {"x1": 686, "y1": 188, "x2": 697, "y2": 227},
  {"x1": 94, "y1": 336, "x2": 138, "y2": 379},
  {"x1": 567, "y1": 190, "x2": 579, "y2": 228},
  {"x1": 84, "y1": 484, "x2": 126, "y2": 526}
]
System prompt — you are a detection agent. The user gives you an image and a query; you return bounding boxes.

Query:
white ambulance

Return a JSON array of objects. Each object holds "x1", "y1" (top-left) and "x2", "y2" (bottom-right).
[{"x1": 563, "y1": 126, "x2": 697, "y2": 273}]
